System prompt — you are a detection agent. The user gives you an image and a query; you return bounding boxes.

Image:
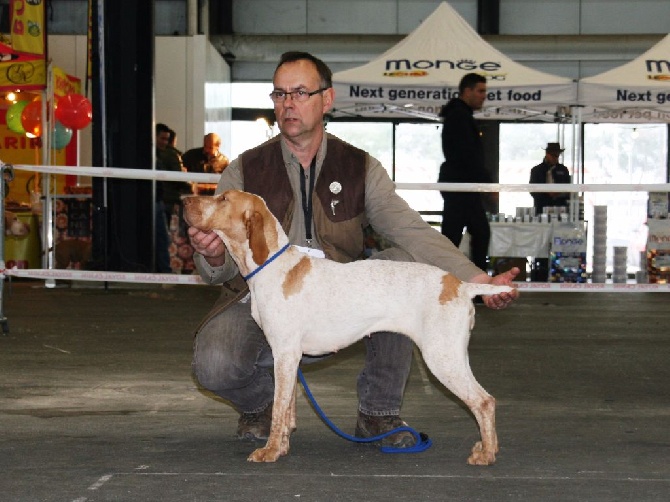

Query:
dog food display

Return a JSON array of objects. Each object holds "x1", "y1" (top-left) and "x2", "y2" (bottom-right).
[
  {"x1": 54, "y1": 188, "x2": 93, "y2": 269},
  {"x1": 549, "y1": 223, "x2": 587, "y2": 283},
  {"x1": 646, "y1": 219, "x2": 670, "y2": 284}
]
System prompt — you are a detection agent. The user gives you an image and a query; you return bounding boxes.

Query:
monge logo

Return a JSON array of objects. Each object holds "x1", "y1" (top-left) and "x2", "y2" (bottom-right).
[
  {"x1": 553, "y1": 237, "x2": 585, "y2": 246},
  {"x1": 645, "y1": 58, "x2": 670, "y2": 81},
  {"x1": 385, "y1": 58, "x2": 503, "y2": 76}
]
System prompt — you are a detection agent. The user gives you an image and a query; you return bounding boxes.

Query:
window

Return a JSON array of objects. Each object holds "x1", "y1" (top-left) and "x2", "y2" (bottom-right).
[
  {"x1": 498, "y1": 123, "x2": 575, "y2": 217},
  {"x1": 499, "y1": 122, "x2": 668, "y2": 273},
  {"x1": 583, "y1": 123, "x2": 667, "y2": 272}
]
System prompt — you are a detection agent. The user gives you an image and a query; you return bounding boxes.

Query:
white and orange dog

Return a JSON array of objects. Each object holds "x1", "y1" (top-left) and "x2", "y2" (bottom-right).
[{"x1": 183, "y1": 190, "x2": 512, "y2": 465}]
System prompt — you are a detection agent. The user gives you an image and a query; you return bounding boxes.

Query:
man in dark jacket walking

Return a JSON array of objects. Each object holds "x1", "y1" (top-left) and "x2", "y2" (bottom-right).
[{"x1": 438, "y1": 73, "x2": 492, "y2": 272}]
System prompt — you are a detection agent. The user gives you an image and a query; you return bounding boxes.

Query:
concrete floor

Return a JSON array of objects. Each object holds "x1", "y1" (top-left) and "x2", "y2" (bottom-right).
[{"x1": 0, "y1": 280, "x2": 668, "y2": 502}]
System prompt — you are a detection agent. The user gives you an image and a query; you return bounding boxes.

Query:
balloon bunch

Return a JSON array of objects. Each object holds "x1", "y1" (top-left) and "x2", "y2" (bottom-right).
[{"x1": 4, "y1": 93, "x2": 92, "y2": 150}]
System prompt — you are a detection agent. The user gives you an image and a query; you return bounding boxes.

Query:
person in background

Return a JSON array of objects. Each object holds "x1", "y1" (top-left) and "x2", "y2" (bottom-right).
[
  {"x1": 165, "y1": 126, "x2": 192, "y2": 236},
  {"x1": 167, "y1": 128, "x2": 182, "y2": 157},
  {"x1": 529, "y1": 142, "x2": 571, "y2": 214},
  {"x1": 438, "y1": 72, "x2": 495, "y2": 273},
  {"x1": 186, "y1": 52, "x2": 519, "y2": 450},
  {"x1": 182, "y1": 132, "x2": 230, "y2": 195},
  {"x1": 153, "y1": 123, "x2": 175, "y2": 272}
]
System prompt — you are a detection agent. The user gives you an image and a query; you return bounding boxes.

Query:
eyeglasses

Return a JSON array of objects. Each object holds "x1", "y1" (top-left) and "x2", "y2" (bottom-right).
[{"x1": 269, "y1": 87, "x2": 329, "y2": 103}]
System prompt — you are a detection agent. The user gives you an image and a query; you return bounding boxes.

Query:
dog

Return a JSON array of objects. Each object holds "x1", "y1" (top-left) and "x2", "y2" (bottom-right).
[{"x1": 183, "y1": 190, "x2": 513, "y2": 465}]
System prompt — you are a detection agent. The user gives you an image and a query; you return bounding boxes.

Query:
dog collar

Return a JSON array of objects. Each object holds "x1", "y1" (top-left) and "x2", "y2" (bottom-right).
[{"x1": 242, "y1": 243, "x2": 291, "y2": 281}]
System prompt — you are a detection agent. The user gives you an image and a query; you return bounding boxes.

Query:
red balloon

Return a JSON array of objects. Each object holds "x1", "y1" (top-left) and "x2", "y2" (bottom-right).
[
  {"x1": 21, "y1": 100, "x2": 43, "y2": 137},
  {"x1": 56, "y1": 93, "x2": 92, "y2": 130}
]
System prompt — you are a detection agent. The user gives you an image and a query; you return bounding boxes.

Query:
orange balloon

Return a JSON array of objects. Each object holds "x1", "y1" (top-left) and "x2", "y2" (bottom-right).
[
  {"x1": 56, "y1": 93, "x2": 93, "y2": 130},
  {"x1": 21, "y1": 100, "x2": 43, "y2": 137}
]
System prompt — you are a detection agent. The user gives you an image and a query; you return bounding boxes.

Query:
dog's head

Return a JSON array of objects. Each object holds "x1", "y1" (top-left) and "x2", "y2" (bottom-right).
[{"x1": 183, "y1": 190, "x2": 279, "y2": 267}]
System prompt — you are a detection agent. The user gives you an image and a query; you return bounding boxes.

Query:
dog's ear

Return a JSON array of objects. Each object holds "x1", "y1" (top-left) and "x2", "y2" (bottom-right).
[{"x1": 245, "y1": 209, "x2": 269, "y2": 266}]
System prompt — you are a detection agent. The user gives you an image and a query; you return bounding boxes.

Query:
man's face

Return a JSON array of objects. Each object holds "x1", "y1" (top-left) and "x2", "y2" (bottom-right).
[
  {"x1": 272, "y1": 59, "x2": 333, "y2": 141},
  {"x1": 461, "y1": 82, "x2": 487, "y2": 111},
  {"x1": 156, "y1": 131, "x2": 170, "y2": 150},
  {"x1": 545, "y1": 151, "x2": 560, "y2": 166},
  {"x1": 203, "y1": 137, "x2": 218, "y2": 158}
]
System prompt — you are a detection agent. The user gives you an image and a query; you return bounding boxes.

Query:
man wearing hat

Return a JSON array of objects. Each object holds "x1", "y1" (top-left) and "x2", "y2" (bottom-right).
[{"x1": 529, "y1": 142, "x2": 572, "y2": 214}]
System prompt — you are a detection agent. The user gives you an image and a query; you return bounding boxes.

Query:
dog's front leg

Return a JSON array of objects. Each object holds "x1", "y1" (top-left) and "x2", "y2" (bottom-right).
[
  {"x1": 279, "y1": 381, "x2": 297, "y2": 456},
  {"x1": 248, "y1": 352, "x2": 300, "y2": 463}
]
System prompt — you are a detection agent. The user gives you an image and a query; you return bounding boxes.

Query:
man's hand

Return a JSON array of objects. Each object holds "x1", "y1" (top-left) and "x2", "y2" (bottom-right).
[
  {"x1": 484, "y1": 266, "x2": 520, "y2": 309},
  {"x1": 470, "y1": 267, "x2": 520, "y2": 310},
  {"x1": 187, "y1": 226, "x2": 226, "y2": 267}
]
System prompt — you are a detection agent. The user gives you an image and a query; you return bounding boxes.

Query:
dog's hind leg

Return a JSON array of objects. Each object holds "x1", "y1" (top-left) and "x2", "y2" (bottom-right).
[
  {"x1": 248, "y1": 351, "x2": 301, "y2": 463},
  {"x1": 419, "y1": 335, "x2": 498, "y2": 466}
]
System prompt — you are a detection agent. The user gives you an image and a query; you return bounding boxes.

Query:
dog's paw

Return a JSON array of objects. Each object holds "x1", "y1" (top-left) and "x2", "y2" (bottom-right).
[
  {"x1": 467, "y1": 441, "x2": 496, "y2": 466},
  {"x1": 247, "y1": 446, "x2": 281, "y2": 463}
]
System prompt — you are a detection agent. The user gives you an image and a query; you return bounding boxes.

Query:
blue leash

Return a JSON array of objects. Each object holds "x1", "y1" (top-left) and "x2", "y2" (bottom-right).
[{"x1": 297, "y1": 368, "x2": 432, "y2": 454}]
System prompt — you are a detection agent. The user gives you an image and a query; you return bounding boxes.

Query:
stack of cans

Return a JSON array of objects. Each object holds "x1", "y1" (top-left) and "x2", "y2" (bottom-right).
[
  {"x1": 612, "y1": 246, "x2": 628, "y2": 283},
  {"x1": 636, "y1": 251, "x2": 648, "y2": 284},
  {"x1": 591, "y1": 205, "x2": 608, "y2": 283}
]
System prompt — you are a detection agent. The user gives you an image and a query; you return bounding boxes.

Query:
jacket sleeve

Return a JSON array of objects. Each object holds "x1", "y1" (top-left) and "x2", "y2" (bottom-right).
[
  {"x1": 192, "y1": 158, "x2": 244, "y2": 284},
  {"x1": 365, "y1": 156, "x2": 484, "y2": 281}
]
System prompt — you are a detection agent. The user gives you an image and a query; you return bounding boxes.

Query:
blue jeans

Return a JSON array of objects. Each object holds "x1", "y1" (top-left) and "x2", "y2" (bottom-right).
[{"x1": 192, "y1": 248, "x2": 415, "y2": 416}]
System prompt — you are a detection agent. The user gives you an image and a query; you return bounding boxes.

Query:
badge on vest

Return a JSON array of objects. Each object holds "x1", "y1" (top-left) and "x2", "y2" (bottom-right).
[{"x1": 329, "y1": 181, "x2": 342, "y2": 215}]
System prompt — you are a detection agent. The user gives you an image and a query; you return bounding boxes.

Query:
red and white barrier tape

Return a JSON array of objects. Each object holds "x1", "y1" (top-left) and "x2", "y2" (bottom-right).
[
  {"x1": 1, "y1": 267, "x2": 668, "y2": 292},
  {"x1": 9, "y1": 162, "x2": 219, "y2": 184},
  {"x1": 2, "y1": 267, "x2": 206, "y2": 285},
  {"x1": 8, "y1": 163, "x2": 670, "y2": 193},
  {"x1": 514, "y1": 282, "x2": 669, "y2": 292}
]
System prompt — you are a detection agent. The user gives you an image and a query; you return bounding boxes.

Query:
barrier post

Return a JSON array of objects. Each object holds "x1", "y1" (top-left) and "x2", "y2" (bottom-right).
[{"x1": 0, "y1": 162, "x2": 14, "y2": 334}]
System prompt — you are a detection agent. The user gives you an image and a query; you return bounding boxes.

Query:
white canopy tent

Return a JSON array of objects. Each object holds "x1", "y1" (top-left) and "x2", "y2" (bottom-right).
[
  {"x1": 331, "y1": 1, "x2": 576, "y2": 122},
  {"x1": 578, "y1": 34, "x2": 670, "y2": 123}
]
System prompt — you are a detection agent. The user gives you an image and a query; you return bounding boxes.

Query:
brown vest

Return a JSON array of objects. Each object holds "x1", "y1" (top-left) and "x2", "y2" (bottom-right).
[{"x1": 241, "y1": 135, "x2": 368, "y2": 263}]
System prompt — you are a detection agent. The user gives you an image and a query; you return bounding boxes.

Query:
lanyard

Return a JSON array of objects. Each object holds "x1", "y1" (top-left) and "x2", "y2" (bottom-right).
[{"x1": 299, "y1": 157, "x2": 316, "y2": 246}]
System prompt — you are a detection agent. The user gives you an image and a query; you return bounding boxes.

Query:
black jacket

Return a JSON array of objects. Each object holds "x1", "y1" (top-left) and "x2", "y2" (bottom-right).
[
  {"x1": 438, "y1": 98, "x2": 491, "y2": 184},
  {"x1": 529, "y1": 160, "x2": 571, "y2": 212}
]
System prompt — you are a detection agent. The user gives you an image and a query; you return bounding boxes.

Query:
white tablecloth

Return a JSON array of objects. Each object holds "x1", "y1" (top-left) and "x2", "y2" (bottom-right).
[{"x1": 489, "y1": 222, "x2": 553, "y2": 258}]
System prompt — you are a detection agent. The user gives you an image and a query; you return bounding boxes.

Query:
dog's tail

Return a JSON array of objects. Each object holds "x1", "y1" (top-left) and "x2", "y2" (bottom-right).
[{"x1": 460, "y1": 283, "x2": 514, "y2": 299}]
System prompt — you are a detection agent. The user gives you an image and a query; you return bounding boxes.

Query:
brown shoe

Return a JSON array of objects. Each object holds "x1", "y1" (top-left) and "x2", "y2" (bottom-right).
[
  {"x1": 354, "y1": 412, "x2": 417, "y2": 448},
  {"x1": 236, "y1": 404, "x2": 272, "y2": 441}
]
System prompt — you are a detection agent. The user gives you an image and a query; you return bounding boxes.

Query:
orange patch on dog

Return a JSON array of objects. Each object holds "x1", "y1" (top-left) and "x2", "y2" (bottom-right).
[
  {"x1": 439, "y1": 274, "x2": 462, "y2": 304},
  {"x1": 283, "y1": 257, "x2": 312, "y2": 298}
]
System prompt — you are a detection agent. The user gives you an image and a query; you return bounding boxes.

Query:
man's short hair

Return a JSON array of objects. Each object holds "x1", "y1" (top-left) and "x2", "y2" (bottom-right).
[
  {"x1": 275, "y1": 51, "x2": 333, "y2": 89},
  {"x1": 458, "y1": 73, "x2": 487, "y2": 94},
  {"x1": 156, "y1": 122, "x2": 170, "y2": 135}
]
